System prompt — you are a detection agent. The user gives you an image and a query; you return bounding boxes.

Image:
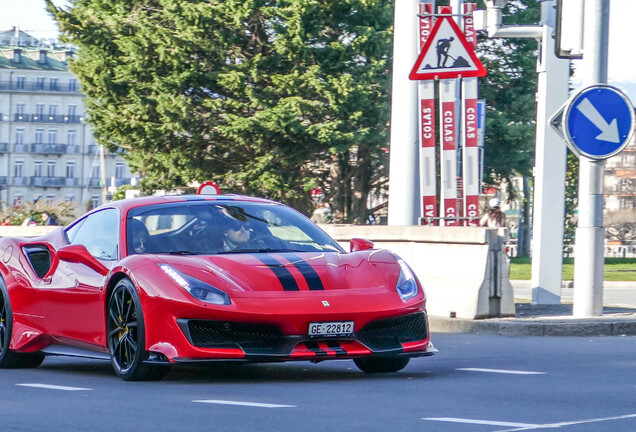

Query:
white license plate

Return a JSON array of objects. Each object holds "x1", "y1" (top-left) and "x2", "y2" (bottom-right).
[{"x1": 308, "y1": 321, "x2": 354, "y2": 337}]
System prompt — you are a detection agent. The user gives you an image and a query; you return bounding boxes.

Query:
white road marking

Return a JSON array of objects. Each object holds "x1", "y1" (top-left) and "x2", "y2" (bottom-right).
[
  {"x1": 493, "y1": 413, "x2": 636, "y2": 432},
  {"x1": 457, "y1": 367, "x2": 546, "y2": 375},
  {"x1": 422, "y1": 418, "x2": 540, "y2": 427},
  {"x1": 16, "y1": 383, "x2": 93, "y2": 391},
  {"x1": 193, "y1": 399, "x2": 296, "y2": 408}
]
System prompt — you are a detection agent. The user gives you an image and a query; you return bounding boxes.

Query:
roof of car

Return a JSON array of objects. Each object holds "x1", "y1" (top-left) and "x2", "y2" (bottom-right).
[{"x1": 96, "y1": 194, "x2": 279, "y2": 215}]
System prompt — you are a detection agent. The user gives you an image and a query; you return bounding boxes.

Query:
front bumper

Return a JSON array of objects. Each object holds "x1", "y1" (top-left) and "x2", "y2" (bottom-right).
[{"x1": 147, "y1": 312, "x2": 437, "y2": 364}]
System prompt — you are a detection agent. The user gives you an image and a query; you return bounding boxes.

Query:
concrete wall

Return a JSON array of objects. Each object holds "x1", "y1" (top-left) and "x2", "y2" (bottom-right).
[
  {"x1": 319, "y1": 225, "x2": 515, "y2": 319},
  {"x1": 0, "y1": 226, "x2": 59, "y2": 238}
]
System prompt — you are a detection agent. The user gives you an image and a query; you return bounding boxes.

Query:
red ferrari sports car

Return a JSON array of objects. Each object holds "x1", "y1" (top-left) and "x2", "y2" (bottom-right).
[{"x1": 0, "y1": 195, "x2": 436, "y2": 380}]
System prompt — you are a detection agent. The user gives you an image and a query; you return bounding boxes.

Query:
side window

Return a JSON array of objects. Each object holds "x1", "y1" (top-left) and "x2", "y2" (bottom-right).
[
  {"x1": 68, "y1": 209, "x2": 119, "y2": 260},
  {"x1": 65, "y1": 219, "x2": 85, "y2": 243}
]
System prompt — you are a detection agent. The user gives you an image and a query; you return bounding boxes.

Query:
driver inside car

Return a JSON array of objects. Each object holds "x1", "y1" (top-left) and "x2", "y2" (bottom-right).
[
  {"x1": 130, "y1": 219, "x2": 151, "y2": 254},
  {"x1": 223, "y1": 219, "x2": 252, "y2": 251}
]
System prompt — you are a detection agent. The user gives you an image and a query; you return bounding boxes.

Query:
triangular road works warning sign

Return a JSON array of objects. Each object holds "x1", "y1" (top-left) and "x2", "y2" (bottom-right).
[{"x1": 410, "y1": 16, "x2": 487, "y2": 80}]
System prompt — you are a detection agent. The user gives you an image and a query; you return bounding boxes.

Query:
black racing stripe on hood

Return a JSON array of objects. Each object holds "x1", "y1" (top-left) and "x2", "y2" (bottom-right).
[
  {"x1": 254, "y1": 255, "x2": 299, "y2": 291},
  {"x1": 285, "y1": 253, "x2": 324, "y2": 291}
]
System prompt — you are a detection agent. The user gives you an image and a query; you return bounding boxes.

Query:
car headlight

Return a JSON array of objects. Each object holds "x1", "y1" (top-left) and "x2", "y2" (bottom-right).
[
  {"x1": 158, "y1": 264, "x2": 231, "y2": 305},
  {"x1": 395, "y1": 258, "x2": 419, "y2": 301}
]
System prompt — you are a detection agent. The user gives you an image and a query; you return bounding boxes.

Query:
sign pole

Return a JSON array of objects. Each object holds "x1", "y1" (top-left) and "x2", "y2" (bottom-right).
[
  {"x1": 439, "y1": 78, "x2": 459, "y2": 226},
  {"x1": 388, "y1": 0, "x2": 421, "y2": 226},
  {"x1": 573, "y1": 0, "x2": 611, "y2": 317},
  {"x1": 461, "y1": 3, "x2": 479, "y2": 226},
  {"x1": 417, "y1": 0, "x2": 437, "y2": 225}
]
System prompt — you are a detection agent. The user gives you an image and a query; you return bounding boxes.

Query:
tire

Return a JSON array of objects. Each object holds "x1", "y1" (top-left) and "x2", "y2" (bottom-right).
[
  {"x1": 0, "y1": 278, "x2": 45, "y2": 369},
  {"x1": 107, "y1": 279, "x2": 170, "y2": 381},
  {"x1": 354, "y1": 357, "x2": 410, "y2": 374}
]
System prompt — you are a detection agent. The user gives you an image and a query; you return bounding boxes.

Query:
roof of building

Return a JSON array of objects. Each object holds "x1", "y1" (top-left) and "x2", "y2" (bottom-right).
[{"x1": 0, "y1": 28, "x2": 73, "y2": 71}]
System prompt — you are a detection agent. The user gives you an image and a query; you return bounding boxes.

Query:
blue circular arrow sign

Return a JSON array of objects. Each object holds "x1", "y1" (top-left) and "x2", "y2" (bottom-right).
[{"x1": 564, "y1": 85, "x2": 635, "y2": 160}]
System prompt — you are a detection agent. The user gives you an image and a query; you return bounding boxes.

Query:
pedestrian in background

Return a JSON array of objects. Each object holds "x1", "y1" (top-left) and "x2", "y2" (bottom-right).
[
  {"x1": 480, "y1": 198, "x2": 506, "y2": 228},
  {"x1": 41, "y1": 212, "x2": 58, "y2": 226}
]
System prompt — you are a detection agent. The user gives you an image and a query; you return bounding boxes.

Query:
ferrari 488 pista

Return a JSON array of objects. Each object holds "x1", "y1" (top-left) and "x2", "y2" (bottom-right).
[{"x1": 0, "y1": 195, "x2": 436, "y2": 380}]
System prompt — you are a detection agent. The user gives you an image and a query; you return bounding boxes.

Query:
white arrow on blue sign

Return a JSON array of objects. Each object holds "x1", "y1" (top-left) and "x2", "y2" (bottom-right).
[{"x1": 561, "y1": 85, "x2": 635, "y2": 160}]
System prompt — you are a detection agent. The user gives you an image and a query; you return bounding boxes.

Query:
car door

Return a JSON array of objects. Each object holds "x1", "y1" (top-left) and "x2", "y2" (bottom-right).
[{"x1": 38, "y1": 208, "x2": 120, "y2": 349}]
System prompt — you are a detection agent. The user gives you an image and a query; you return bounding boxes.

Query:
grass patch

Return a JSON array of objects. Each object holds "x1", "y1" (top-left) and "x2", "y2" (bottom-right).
[{"x1": 510, "y1": 257, "x2": 636, "y2": 281}]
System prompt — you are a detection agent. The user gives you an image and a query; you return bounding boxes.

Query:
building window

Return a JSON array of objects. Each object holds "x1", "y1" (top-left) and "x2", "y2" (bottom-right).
[
  {"x1": 50, "y1": 77, "x2": 58, "y2": 91},
  {"x1": 67, "y1": 130, "x2": 76, "y2": 146},
  {"x1": 619, "y1": 197, "x2": 634, "y2": 210},
  {"x1": 35, "y1": 104, "x2": 45, "y2": 120},
  {"x1": 16, "y1": 76, "x2": 25, "y2": 90},
  {"x1": 35, "y1": 129, "x2": 44, "y2": 144},
  {"x1": 91, "y1": 195, "x2": 100, "y2": 210},
  {"x1": 66, "y1": 161, "x2": 76, "y2": 178},
  {"x1": 48, "y1": 129, "x2": 58, "y2": 145},
  {"x1": 14, "y1": 161, "x2": 24, "y2": 178},
  {"x1": 48, "y1": 104, "x2": 57, "y2": 120},
  {"x1": 69, "y1": 78, "x2": 78, "y2": 91},
  {"x1": 16, "y1": 103, "x2": 25, "y2": 119},
  {"x1": 620, "y1": 178, "x2": 632, "y2": 193},
  {"x1": 65, "y1": 194, "x2": 75, "y2": 203},
  {"x1": 46, "y1": 195, "x2": 55, "y2": 206},
  {"x1": 91, "y1": 162, "x2": 100, "y2": 179},
  {"x1": 36, "y1": 77, "x2": 45, "y2": 90},
  {"x1": 34, "y1": 161, "x2": 43, "y2": 177},
  {"x1": 47, "y1": 161, "x2": 56, "y2": 178},
  {"x1": 15, "y1": 129, "x2": 25, "y2": 145},
  {"x1": 115, "y1": 162, "x2": 125, "y2": 179},
  {"x1": 68, "y1": 105, "x2": 77, "y2": 119}
]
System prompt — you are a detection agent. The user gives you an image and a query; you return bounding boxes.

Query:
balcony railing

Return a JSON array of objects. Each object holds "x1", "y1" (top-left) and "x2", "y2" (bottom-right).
[
  {"x1": 30, "y1": 114, "x2": 82, "y2": 123},
  {"x1": 30, "y1": 176, "x2": 68, "y2": 187},
  {"x1": 0, "y1": 143, "x2": 8, "y2": 153},
  {"x1": 0, "y1": 81, "x2": 81, "y2": 93},
  {"x1": 11, "y1": 114, "x2": 83, "y2": 123},
  {"x1": 11, "y1": 177, "x2": 27, "y2": 186},
  {"x1": 31, "y1": 143, "x2": 67, "y2": 155},
  {"x1": 11, "y1": 143, "x2": 90, "y2": 154},
  {"x1": 88, "y1": 145, "x2": 125, "y2": 156},
  {"x1": 0, "y1": 177, "x2": 7, "y2": 186}
]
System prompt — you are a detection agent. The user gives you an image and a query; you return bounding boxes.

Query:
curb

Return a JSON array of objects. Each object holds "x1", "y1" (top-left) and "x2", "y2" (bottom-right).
[{"x1": 429, "y1": 316, "x2": 636, "y2": 337}]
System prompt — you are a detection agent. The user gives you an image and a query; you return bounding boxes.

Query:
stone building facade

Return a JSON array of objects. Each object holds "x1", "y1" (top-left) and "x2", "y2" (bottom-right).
[{"x1": 0, "y1": 29, "x2": 132, "y2": 211}]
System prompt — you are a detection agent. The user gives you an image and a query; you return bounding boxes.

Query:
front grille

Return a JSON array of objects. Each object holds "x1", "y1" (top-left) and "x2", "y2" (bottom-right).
[
  {"x1": 185, "y1": 320, "x2": 285, "y2": 351},
  {"x1": 356, "y1": 312, "x2": 428, "y2": 351}
]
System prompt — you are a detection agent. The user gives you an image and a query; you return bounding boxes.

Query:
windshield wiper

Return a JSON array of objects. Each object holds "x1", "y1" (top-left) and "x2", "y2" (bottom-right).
[
  {"x1": 165, "y1": 250, "x2": 199, "y2": 255},
  {"x1": 216, "y1": 248, "x2": 308, "y2": 254}
]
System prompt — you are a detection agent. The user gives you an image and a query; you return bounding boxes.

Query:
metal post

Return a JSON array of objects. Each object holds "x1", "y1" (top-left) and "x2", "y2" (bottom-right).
[
  {"x1": 573, "y1": 0, "x2": 610, "y2": 317},
  {"x1": 388, "y1": 0, "x2": 421, "y2": 225},
  {"x1": 477, "y1": 1, "x2": 570, "y2": 304},
  {"x1": 529, "y1": 1, "x2": 570, "y2": 304}
]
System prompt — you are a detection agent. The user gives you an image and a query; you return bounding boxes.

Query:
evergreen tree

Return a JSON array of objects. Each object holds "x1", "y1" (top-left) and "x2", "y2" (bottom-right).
[{"x1": 47, "y1": 0, "x2": 393, "y2": 219}]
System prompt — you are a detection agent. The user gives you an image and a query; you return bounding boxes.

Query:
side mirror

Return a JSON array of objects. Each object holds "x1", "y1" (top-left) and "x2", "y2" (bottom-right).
[
  {"x1": 350, "y1": 238, "x2": 374, "y2": 252},
  {"x1": 58, "y1": 244, "x2": 109, "y2": 276}
]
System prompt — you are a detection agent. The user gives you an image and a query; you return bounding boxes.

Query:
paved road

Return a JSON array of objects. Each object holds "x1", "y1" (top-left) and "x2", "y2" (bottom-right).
[{"x1": 2, "y1": 334, "x2": 635, "y2": 432}]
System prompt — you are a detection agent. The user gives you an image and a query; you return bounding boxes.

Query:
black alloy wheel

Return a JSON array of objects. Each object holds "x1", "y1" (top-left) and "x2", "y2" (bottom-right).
[
  {"x1": 107, "y1": 278, "x2": 169, "y2": 381},
  {"x1": 0, "y1": 278, "x2": 44, "y2": 368}
]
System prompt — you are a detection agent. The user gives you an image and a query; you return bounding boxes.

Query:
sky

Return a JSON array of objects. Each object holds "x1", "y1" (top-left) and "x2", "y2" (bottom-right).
[{"x1": 0, "y1": 0, "x2": 635, "y2": 101}]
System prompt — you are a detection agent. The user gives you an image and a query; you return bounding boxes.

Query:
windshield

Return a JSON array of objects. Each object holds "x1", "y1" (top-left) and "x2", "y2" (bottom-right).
[{"x1": 126, "y1": 201, "x2": 344, "y2": 255}]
